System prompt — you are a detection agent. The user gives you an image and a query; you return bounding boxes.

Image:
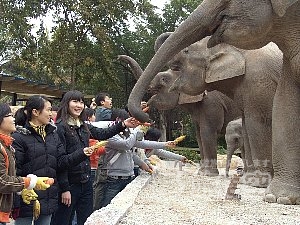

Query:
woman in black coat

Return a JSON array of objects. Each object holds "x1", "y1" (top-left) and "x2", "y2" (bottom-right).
[{"x1": 50, "y1": 90, "x2": 137, "y2": 225}]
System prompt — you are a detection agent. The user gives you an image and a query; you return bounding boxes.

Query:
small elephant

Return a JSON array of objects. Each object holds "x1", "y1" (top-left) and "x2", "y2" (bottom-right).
[
  {"x1": 127, "y1": 0, "x2": 300, "y2": 205},
  {"x1": 118, "y1": 55, "x2": 241, "y2": 176},
  {"x1": 225, "y1": 118, "x2": 244, "y2": 177}
]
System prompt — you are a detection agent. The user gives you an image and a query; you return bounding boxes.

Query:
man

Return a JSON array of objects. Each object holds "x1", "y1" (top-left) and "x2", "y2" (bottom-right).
[{"x1": 95, "y1": 92, "x2": 112, "y2": 121}]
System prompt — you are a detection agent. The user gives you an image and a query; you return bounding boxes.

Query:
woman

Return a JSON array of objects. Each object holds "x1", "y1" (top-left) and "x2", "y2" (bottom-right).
[
  {"x1": 51, "y1": 90, "x2": 136, "y2": 225},
  {"x1": 12, "y1": 96, "x2": 75, "y2": 225},
  {"x1": 0, "y1": 103, "x2": 51, "y2": 225}
]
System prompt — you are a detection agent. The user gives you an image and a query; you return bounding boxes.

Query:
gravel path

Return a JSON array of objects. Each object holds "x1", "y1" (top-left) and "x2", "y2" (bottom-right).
[{"x1": 118, "y1": 161, "x2": 300, "y2": 225}]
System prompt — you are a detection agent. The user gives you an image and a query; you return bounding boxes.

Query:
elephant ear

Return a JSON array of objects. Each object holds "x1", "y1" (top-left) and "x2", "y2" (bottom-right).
[
  {"x1": 178, "y1": 92, "x2": 204, "y2": 105},
  {"x1": 205, "y1": 44, "x2": 246, "y2": 84},
  {"x1": 270, "y1": 0, "x2": 298, "y2": 17}
]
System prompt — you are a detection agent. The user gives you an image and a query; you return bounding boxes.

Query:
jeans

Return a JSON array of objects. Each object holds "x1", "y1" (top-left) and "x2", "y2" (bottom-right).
[
  {"x1": 15, "y1": 214, "x2": 52, "y2": 225},
  {"x1": 70, "y1": 211, "x2": 77, "y2": 225},
  {"x1": 101, "y1": 176, "x2": 134, "y2": 208},
  {"x1": 0, "y1": 222, "x2": 6, "y2": 225},
  {"x1": 133, "y1": 167, "x2": 140, "y2": 177},
  {"x1": 51, "y1": 179, "x2": 93, "y2": 225},
  {"x1": 93, "y1": 169, "x2": 108, "y2": 211}
]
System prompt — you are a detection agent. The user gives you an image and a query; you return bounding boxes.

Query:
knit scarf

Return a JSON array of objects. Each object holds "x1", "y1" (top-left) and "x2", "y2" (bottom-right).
[
  {"x1": 29, "y1": 121, "x2": 46, "y2": 140},
  {"x1": 67, "y1": 116, "x2": 82, "y2": 127},
  {"x1": 0, "y1": 133, "x2": 13, "y2": 147}
]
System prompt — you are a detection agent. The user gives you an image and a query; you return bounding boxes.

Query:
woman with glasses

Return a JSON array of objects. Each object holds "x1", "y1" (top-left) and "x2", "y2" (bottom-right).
[{"x1": 0, "y1": 103, "x2": 52, "y2": 225}]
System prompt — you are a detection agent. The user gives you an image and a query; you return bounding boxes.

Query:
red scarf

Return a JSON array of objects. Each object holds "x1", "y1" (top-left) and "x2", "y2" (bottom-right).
[{"x1": 0, "y1": 133, "x2": 13, "y2": 147}]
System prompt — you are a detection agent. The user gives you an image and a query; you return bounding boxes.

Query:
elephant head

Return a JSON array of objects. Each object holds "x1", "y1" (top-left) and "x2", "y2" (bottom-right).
[
  {"x1": 148, "y1": 70, "x2": 204, "y2": 110},
  {"x1": 168, "y1": 36, "x2": 246, "y2": 96},
  {"x1": 127, "y1": 0, "x2": 299, "y2": 122},
  {"x1": 118, "y1": 55, "x2": 203, "y2": 111}
]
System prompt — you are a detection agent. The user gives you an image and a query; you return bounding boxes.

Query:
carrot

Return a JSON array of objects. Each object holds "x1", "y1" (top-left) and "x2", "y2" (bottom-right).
[{"x1": 174, "y1": 135, "x2": 186, "y2": 144}]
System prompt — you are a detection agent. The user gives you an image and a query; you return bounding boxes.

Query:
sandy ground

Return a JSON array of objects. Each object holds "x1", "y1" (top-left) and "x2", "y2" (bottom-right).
[{"x1": 118, "y1": 161, "x2": 300, "y2": 225}]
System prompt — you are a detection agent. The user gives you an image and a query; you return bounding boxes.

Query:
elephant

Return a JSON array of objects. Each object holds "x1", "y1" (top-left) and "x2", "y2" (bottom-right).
[
  {"x1": 127, "y1": 0, "x2": 300, "y2": 204},
  {"x1": 118, "y1": 54, "x2": 241, "y2": 176},
  {"x1": 133, "y1": 34, "x2": 282, "y2": 187},
  {"x1": 167, "y1": 36, "x2": 282, "y2": 187},
  {"x1": 225, "y1": 118, "x2": 244, "y2": 177}
]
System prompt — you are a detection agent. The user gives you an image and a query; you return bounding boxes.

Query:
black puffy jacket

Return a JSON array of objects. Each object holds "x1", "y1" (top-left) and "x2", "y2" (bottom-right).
[
  {"x1": 55, "y1": 119, "x2": 125, "y2": 192},
  {"x1": 12, "y1": 123, "x2": 68, "y2": 218}
]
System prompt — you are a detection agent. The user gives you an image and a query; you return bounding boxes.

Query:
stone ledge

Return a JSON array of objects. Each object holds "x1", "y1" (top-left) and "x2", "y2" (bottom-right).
[{"x1": 85, "y1": 171, "x2": 156, "y2": 225}]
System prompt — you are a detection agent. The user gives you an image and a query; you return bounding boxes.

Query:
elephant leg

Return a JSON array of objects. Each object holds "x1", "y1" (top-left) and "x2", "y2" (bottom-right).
[
  {"x1": 194, "y1": 123, "x2": 205, "y2": 172},
  {"x1": 240, "y1": 115, "x2": 273, "y2": 187},
  {"x1": 241, "y1": 117, "x2": 253, "y2": 173},
  {"x1": 225, "y1": 144, "x2": 235, "y2": 177},
  {"x1": 265, "y1": 76, "x2": 300, "y2": 205},
  {"x1": 239, "y1": 144, "x2": 245, "y2": 174},
  {"x1": 199, "y1": 127, "x2": 219, "y2": 177}
]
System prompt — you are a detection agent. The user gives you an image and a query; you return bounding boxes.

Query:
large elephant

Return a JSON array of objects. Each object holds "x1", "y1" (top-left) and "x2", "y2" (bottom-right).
[
  {"x1": 128, "y1": 0, "x2": 300, "y2": 204},
  {"x1": 167, "y1": 36, "x2": 282, "y2": 187},
  {"x1": 119, "y1": 55, "x2": 241, "y2": 176}
]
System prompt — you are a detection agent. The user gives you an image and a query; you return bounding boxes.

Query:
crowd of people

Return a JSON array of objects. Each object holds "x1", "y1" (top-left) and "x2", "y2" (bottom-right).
[{"x1": 0, "y1": 90, "x2": 187, "y2": 225}]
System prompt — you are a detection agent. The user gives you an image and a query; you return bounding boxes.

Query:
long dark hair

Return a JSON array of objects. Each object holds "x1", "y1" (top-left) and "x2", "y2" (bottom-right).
[
  {"x1": 15, "y1": 95, "x2": 51, "y2": 126},
  {"x1": 0, "y1": 103, "x2": 12, "y2": 125},
  {"x1": 57, "y1": 90, "x2": 86, "y2": 123}
]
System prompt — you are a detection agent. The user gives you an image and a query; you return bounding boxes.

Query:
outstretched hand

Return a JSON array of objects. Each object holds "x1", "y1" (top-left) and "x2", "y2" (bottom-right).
[
  {"x1": 165, "y1": 141, "x2": 177, "y2": 149},
  {"x1": 123, "y1": 117, "x2": 138, "y2": 128},
  {"x1": 34, "y1": 177, "x2": 54, "y2": 190}
]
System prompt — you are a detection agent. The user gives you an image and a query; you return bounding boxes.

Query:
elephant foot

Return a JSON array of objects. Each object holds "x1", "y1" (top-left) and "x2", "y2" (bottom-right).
[
  {"x1": 264, "y1": 179, "x2": 300, "y2": 205},
  {"x1": 239, "y1": 169, "x2": 272, "y2": 188},
  {"x1": 197, "y1": 167, "x2": 219, "y2": 176}
]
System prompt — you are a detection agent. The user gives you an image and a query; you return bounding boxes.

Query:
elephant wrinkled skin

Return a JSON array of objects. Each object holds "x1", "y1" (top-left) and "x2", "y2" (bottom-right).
[{"x1": 127, "y1": 0, "x2": 300, "y2": 204}]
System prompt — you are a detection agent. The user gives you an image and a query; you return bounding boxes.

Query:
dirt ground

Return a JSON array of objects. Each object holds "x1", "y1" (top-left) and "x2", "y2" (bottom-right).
[{"x1": 118, "y1": 160, "x2": 300, "y2": 225}]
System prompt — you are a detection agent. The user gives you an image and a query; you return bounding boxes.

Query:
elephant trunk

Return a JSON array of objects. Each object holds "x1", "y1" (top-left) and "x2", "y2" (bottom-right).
[
  {"x1": 128, "y1": 0, "x2": 225, "y2": 122},
  {"x1": 118, "y1": 55, "x2": 143, "y2": 80}
]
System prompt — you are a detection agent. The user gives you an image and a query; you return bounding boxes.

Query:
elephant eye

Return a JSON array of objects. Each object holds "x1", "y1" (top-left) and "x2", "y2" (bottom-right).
[{"x1": 183, "y1": 49, "x2": 189, "y2": 54}]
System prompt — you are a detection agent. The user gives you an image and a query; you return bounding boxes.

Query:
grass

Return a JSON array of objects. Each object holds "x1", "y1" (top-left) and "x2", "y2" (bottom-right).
[{"x1": 168, "y1": 146, "x2": 227, "y2": 162}]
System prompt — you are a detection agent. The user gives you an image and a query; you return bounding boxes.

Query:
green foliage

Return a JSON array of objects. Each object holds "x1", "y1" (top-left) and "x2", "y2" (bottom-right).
[
  {"x1": 170, "y1": 146, "x2": 201, "y2": 162},
  {"x1": 163, "y1": 0, "x2": 202, "y2": 30},
  {"x1": 217, "y1": 145, "x2": 227, "y2": 155}
]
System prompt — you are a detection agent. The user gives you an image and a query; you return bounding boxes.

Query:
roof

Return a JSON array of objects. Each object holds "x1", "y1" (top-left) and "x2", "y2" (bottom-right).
[{"x1": 0, "y1": 72, "x2": 67, "y2": 99}]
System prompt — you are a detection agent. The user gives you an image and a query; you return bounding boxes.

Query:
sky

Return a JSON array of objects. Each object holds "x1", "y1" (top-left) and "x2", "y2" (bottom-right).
[
  {"x1": 30, "y1": 0, "x2": 171, "y2": 36},
  {"x1": 151, "y1": 0, "x2": 169, "y2": 9}
]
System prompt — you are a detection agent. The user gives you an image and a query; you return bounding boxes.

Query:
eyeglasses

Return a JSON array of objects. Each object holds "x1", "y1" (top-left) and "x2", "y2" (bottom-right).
[{"x1": 4, "y1": 113, "x2": 13, "y2": 117}]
